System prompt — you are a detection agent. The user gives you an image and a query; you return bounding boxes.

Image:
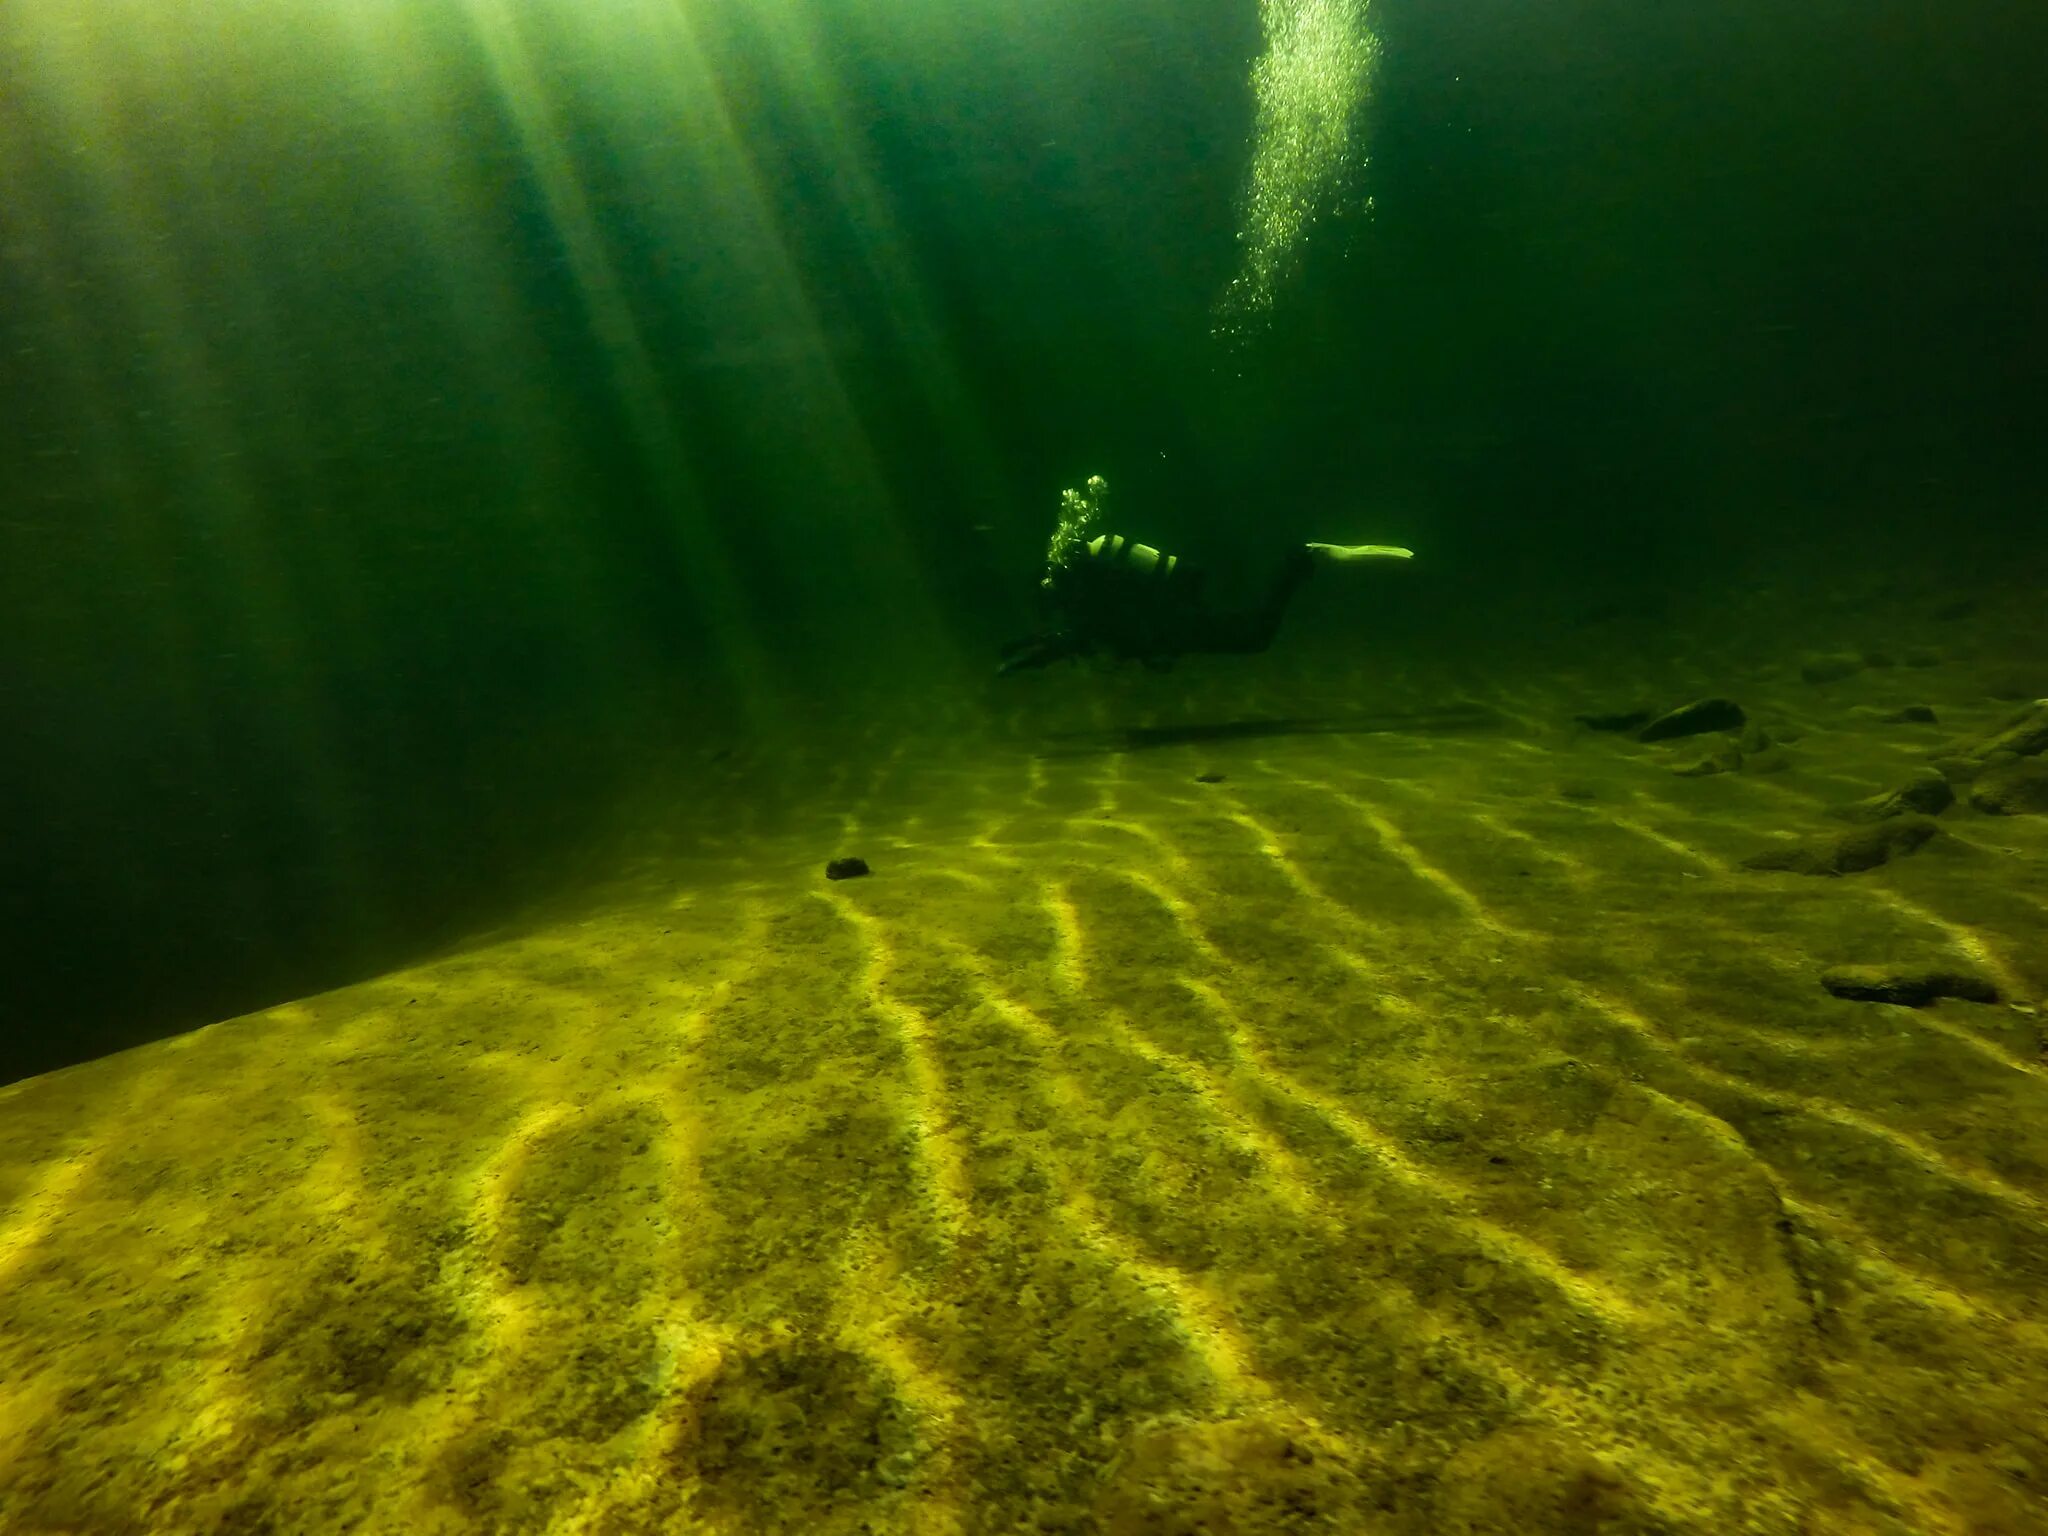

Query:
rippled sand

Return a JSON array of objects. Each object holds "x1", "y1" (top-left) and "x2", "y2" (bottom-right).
[{"x1": 4, "y1": 662, "x2": 2045, "y2": 1534}]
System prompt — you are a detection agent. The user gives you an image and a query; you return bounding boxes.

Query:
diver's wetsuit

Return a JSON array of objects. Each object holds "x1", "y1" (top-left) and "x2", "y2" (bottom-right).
[{"x1": 1000, "y1": 534, "x2": 1316, "y2": 674}]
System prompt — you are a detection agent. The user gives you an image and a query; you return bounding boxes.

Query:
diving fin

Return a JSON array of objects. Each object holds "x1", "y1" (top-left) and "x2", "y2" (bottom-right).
[{"x1": 1306, "y1": 542, "x2": 1414, "y2": 563}]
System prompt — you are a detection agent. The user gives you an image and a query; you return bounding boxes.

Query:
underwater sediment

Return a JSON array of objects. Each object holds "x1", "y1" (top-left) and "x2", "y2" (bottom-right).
[{"x1": 4, "y1": 636, "x2": 2047, "y2": 1534}]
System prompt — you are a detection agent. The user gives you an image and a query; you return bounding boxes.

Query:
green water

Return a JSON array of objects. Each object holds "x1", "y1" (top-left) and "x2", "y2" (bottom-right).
[
  {"x1": 1, "y1": 0, "x2": 2041, "y2": 1081},
  {"x1": 6, "y1": 8, "x2": 2048, "y2": 1530}
]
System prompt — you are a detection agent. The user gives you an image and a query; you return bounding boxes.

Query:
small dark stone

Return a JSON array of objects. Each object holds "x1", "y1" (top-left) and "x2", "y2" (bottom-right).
[
  {"x1": 1742, "y1": 814, "x2": 1940, "y2": 876},
  {"x1": 1902, "y1": 648, "x2": 1942, "y2": 668},
  {"x1": 1969, "y1": 759, "x2": 2048, "y2": 816},
  {"x1": 1821, "y1": 965, "x2": 2001, "y2": 1007},
  {"x1": 1673, "y1": 750, "x2": 1740, "y2": 778},
  {"x1": 1929, "y1": 754, "x2": 1983, "y2": 787},
  {"x1": 825, "y1": 857, "x2": 871, "y2": 881},
  {"x1": 1955, "y1": 700, "x2": 2048, "y2": 762},
  {"x1": 1576, "y1": 708, "x2": 1653, "y2": 733},
  {"x1": 1800, "y1": 652, "x2": 1866, "y2": 685},
  {"x1": 1932, "y1": 598, "x2": 1977, "y2": 622},
  {"x1": 1194, "y1": 771, "x2": 1227, "y2": 784},
  {"x1": 1892, "y1": 769, "x2": 1955, "y2": 814},
  {"x1": 1637, "y1": 698, "x2": 1746, "y2": 742},
  {"x1": 1834, "y1": 816, "x2": 1941, "y2": 872},
  {"x1": 1880, "y1": 705, "x2": 1938, "y2": 725},
  {"x1": 1738, "y1": 724, "x2": 1774, "y2": 753},
  {"x1": 1741, "y1": 746, "x2": 1793, "y2": 774},
  {"x1": 1829, "y1": 767, "x2": 1954, "y2": 824}
]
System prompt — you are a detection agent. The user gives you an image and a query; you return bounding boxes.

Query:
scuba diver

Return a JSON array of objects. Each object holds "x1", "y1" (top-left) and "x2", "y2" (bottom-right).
[{"x1": 999, "y1": 475, "x2": 1414, "y2": 675}]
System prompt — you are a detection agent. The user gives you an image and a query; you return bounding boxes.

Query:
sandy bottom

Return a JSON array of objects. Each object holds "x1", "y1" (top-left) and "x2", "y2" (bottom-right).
[{"x1": 3, "y1": 652, "x2": 2047, "y2": 1534}]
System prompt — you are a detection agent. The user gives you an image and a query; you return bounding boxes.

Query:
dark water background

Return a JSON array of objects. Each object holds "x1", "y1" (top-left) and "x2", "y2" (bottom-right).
[{"x1": 2, "y1": 0, "x2": 2043, "y2": 1083}]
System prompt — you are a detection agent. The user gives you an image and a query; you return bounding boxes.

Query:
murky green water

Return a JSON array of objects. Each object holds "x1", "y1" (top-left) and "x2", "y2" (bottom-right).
[{"x1": 1, "y1": 3, "x2": 2044, "y2": 1528}]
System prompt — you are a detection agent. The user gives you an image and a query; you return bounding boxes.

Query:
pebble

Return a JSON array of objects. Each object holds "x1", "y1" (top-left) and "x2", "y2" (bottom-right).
[
  {"x1": 1821, "y1": 965, "x2": 2001, "y2": 1007},
  {"x1": 1638, "y1": 698, "x2": 1745, "y2": 742}
]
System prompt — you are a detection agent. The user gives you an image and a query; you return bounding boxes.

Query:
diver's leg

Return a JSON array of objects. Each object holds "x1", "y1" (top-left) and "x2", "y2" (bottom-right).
[
  {"x1": 1184, "y1": 537, "x2": 1413, "y2": 655},
  {"x1": 1114, "y1": 541, "x2": 1417, "y2": 663},
  {"x1": 1186, "y1": 545, "x2": 1317, "y2": 655}
]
